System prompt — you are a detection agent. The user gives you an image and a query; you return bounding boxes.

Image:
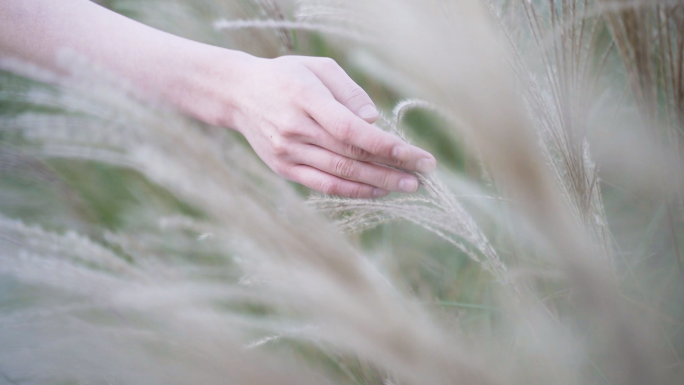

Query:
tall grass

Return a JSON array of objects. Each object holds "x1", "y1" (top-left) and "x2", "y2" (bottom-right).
[{"x1": 1, "y1": 0, "x2": 683, "y2": 384}]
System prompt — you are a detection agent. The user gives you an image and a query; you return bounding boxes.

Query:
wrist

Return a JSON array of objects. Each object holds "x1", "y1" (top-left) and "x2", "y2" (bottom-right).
[{"x1": 158, "y1": 42, "x2": 258, "y2": 130}]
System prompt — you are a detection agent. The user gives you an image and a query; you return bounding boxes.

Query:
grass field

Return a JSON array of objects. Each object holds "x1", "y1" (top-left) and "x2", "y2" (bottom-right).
[{"x1": 1, "y1": 1, "x2": 683, "y2": 384}]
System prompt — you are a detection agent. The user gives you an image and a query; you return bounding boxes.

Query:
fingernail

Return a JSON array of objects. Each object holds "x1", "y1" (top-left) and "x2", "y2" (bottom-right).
[
  {"x1": 392, "y1": 145, "x2": 411, "y2": 161},
  {"x1": 373, "y1": 188, "x2": 389, "y2": 198},
  {"x1": 398, "y1": 178, "x2": 419, "y2": 193},
  {"x1": 416, "y1": 157, "x2": 436, "y2": 173},
  {"x1": 357, "y1": 105, "x2": 379, "y2": 120}
]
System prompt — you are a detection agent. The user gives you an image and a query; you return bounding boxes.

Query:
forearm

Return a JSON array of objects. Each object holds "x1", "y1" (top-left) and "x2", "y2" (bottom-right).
[{"x1": 0, "y1": 0, "x2": 251, "y2": 125}]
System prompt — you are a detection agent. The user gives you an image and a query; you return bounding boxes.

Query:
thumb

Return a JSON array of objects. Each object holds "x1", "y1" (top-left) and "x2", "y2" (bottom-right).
[{"x1": 303, "y1": 57, "x2": 379, "y2": 123}]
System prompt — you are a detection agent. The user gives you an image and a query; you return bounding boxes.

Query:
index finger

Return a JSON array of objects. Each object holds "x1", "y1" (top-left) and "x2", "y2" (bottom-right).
[{"x1": 306, "y1": 99, "x2": 436, "y2": 173}]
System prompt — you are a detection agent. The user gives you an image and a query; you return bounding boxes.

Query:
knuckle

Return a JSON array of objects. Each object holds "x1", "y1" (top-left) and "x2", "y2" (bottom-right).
[
  {"x1": 280, "y1": 112, "x2": 299, "y2": 127},
  {"x1": 341, "y1": 82, "x2": 368, "y2": 104},
  {"x1": 332, "y1": 118, "x2": 352, "y2": 141},
  {"x1": 318, "y1": 57, "x2": 339, "y2": 71},
  {"x1": 285, "y1": 77, "x2": 311, "y2": 98},
  {"x1": 279, "y1": 116, "x2": 301, "y2": 137},
  {"x1": 289, "y1": 80, "x2": 308, "y2": 97},
  {"x1": 395, "y1": 155, "x2": 412, "y2": 169},
  {"x1": 333, "y1": 157, "x2": 359, "y2": 179},
  {"x1": 273, "y1": 55, "x2": 293, "y2": 64},
  {"x1": 350, "y1": 184, "x2": 368, "y2": 198},
  {"x1": 393, "y1": 159, "x2": 409, "y2": 170},
  {"x1": 378, "y1": 171, "x2": 392, "y2": 189},
  {"x1": 368, "y1": 137, "x2": 389, "y2": 157},
  {"x1": 279, "y1": 126, "x2": 296, "y2": 138},
  {"x1": 291, "y1": 81, "x2": 316, "y2": 106},
  {"x1": 271, "y1": 136, "x2": 289, "y2": 156},
  {"x1": 347, "y1": 144, "x2": 371, "y2": 160},
  {"x1": 305, "y1": 127, "x2": 324, "y2": 143},
  {"x1": 319, "y1": 180, "x2": 338, "y2": 195}
]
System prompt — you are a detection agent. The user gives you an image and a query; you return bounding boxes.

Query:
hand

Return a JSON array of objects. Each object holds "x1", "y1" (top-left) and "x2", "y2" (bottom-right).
[
  {"x1": 218, "y1": 55, "x2": 436, "y2": 198},
  {"x1": 180, "y1": 51, "x2": 437, "y2": 198}
]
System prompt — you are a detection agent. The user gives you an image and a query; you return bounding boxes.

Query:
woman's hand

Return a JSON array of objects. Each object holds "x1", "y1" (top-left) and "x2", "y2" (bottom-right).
[
  {"x1": 0, "y1": 0, "x2": 436, "y2": 198},
  {"x1": 194, "y1": 53, "x2": 436, "y2": 199}
]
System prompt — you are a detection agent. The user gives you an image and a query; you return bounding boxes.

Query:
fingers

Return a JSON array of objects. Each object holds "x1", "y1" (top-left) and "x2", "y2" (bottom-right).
[
  {"x1": 299, "y1": 106, "x2": 436, "y2": 173},
  {"x1": 304, "y1": 121, "x2": 429, "y2": 169},
  {"x1": 294, "y1": 145, "x2": 421, "y2": 193},
  {"x1": 287, "y1": 164, "x2": 389, "y2": 199},
  {"x1": 302, "y1": 57, "x2": 379, "y2": 123}
]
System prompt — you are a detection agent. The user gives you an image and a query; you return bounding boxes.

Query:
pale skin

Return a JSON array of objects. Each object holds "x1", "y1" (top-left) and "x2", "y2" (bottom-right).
[{"x1": 0, "y1": 0, "x2": 437, "y2": 198}]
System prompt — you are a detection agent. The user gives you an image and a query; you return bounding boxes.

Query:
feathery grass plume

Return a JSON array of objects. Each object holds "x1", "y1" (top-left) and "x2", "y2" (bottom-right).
[
  {"x1": 598, "y1": 0, "x2": 684, "y2": 289},
  {"x1": 311, "y1": 110, "x2": 514, "y2": 295},
  {"x1": 494, "y1": 0, "x2": 615, "y2": 250},
  {"x1": 213, "y1": 18, "x2": 365, "y2": 42},
  {"x1": 254, "y1": 0, "x2": 296, "y2": 50},
  {"x1": 391, "y1": 99, "x2": 441, "y2": 128}
]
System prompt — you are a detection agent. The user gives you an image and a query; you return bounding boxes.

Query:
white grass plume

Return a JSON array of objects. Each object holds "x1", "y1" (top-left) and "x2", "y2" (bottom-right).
[
  {"x1": 311, "y1": 99, "x2": 516, "y2": 296},
  {"x1": 214, "y1": 18, "x2": 364, "y2": 41}
]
